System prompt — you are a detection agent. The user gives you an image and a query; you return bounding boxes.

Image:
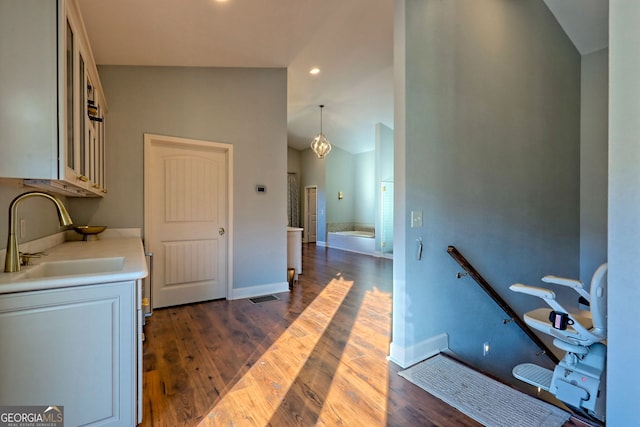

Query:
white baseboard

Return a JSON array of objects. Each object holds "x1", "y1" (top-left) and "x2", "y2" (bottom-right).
[
  {"x1": 388, "y1": 332, "x2": 449, "y2": 368},
  {"x1": 230, "y1": 281, "x2": 289, "y2": 300},
  {"x1": 373, "y1": 250, "x2": 393, "y2": 259}
]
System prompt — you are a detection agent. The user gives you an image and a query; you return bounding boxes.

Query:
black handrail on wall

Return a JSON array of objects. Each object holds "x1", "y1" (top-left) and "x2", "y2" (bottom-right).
[{"x1": 447, "y1": 245, "x2": 560, "y2": 365}]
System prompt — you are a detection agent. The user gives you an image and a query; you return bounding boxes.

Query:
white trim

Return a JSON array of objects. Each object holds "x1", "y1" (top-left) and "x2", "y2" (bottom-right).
[
  {"x1": 326, "y1": 231, "x2": 376, "y2": 256},
  {"x1": 143, "y1": 133, "x2": 233, "y2": 301},
  {"x1": 388, "y1": 333, "x2": 449, "y2": 368},
  {"x1": 229, "y1": 281, "x2": 289, "y2": 301},
  {"x1": 225, "y1": 145, "x2": 234, "y2": 300}
]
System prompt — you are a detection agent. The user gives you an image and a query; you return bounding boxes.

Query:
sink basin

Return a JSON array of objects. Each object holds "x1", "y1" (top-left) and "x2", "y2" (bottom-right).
[{"x1": 20, "y1": 257, "x2": 125, "y2": 279}]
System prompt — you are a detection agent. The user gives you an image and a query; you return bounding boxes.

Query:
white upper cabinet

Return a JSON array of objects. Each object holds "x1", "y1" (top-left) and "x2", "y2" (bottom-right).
[{"x1": 0, "y1": 0, "x2": 107, "y2": 197}]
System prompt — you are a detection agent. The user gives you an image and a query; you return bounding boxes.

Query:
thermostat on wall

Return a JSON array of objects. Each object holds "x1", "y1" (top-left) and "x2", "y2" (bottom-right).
[{"x1": 256, "y1": 185, "x2": 266, "y2": 193}]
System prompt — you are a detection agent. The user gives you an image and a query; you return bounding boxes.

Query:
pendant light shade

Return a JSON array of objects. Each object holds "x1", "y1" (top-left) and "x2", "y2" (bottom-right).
[{"x1": 310, "y1": 105, "x2": 332, "y2": 159}]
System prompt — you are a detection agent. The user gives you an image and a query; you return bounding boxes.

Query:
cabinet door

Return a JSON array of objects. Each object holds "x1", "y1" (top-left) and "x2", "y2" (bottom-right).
[
  {"x1": 0, "y1": 281, "x2": 136, "y2": 427},
  {"x1": 82, "y1": 74, "x2": 106, "y2": 193},
  {"x1": 100, "y1": 116, "x2": 107, "y2": 193},
  {"x1": 78, "y1": 51, "x2": 88, "y2": 183},
  {"x1": 1, "y1": 0, "x2": 107, "y2": 197},
  {"x1": 65, "y1": 18, "x2": 76, "y2": 174},
  {"x1": 62, "y1": 12, "x2": 93, "y2": 192},
  {"x1": 62, "y1": 2, "x2": 107, "y2": 196},
  {"x1": 87, "y1": 80, "x2": 101, "y2": 190},
  {"x1": 0, "y1": 0, "x2": 60, "y2": 179}
]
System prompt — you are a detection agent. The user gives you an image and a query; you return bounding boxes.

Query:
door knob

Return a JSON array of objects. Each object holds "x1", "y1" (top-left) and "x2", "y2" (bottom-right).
[{"x1": 219, "y1": 227, "x2": 226, "y2": 236}]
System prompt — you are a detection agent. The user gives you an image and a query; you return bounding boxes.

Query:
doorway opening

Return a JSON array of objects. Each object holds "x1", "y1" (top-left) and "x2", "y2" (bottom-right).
[{"x1": 304, "y1": 186, "x2": 317, "y2": 243}]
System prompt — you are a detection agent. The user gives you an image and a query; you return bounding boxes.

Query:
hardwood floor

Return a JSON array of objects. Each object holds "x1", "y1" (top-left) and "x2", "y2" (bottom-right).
[{"x1": 141, "y1": 244, "x2": 586, "y2": 426}]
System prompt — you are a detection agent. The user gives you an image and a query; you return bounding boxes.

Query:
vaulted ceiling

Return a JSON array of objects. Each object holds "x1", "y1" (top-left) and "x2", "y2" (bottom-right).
[{"x1": 77, "y1": 0, "x2": 607, "y2": 154}]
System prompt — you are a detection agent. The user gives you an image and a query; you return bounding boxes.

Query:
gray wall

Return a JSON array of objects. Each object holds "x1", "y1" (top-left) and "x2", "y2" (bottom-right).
[
  {"x1": 393, "y1": 0, "x2": 581, "y2": 384},
  {"x1": 68, "y1": 66, "x2": 288, "y2": 290},
  {"x1": 325, "y1": 147, "x2": 376, "y2": 230},
  {"x1": 354, "y1": 150, "x2": 375, "y2": 226},
  {"x1": 288, "y1": 147, "x2": 302, "y2": 175},
  {"x1": 0, "y1": 180, "x2": 69, "y2": 249},
  {"x1": 375, "y1": 123, "x2": 394, "y2": 183},
  {"x1": 608, "y1": 2, "x2": 640, "y2": 423},
  {"x1": 326, "y1": 146, "x2": 356, "y2": 226},
  {"x1": 580, "y1": 48, "x2": 608, "y2": 283}
]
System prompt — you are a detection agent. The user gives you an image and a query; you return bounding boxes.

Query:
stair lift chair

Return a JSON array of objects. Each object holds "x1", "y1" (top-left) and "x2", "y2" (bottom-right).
[{"x1": 509, "y1": 263, "x2": 608, "y2": 421}]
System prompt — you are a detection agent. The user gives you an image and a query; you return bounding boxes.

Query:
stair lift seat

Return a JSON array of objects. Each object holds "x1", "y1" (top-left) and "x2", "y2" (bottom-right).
[
  {"x1": 516, "y1": 306, "x2": 596, "y2": 347},
  {"x1": 509, "y1": 263, "x2": 608, "y2": 422}
]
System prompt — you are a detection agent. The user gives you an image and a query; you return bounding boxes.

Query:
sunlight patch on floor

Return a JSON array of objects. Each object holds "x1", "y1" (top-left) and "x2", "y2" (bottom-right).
[
  {"x1": 317, "y1": 287, "x2": 392, "y2": 425},
  {"x1": 198, "y1": 277, "x2": 354, "y2": 426}
]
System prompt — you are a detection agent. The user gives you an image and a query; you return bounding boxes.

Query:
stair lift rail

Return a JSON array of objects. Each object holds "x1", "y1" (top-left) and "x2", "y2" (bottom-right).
[{"x1": 447, "y1": 245, "x2": 560, "y2": 365}]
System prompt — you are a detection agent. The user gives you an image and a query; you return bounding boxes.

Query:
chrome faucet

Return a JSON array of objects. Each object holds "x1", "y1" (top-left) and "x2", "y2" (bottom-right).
[{"x1": 5, "y1": 192, "x2": 73, "y2": 273}]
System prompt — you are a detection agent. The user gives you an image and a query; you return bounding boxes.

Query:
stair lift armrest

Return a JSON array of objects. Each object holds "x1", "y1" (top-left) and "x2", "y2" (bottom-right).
[
  {"x1": 565, "y1": 316, "x2": 606, "y2": 343},
  {"x1": 510, "y1": 284, "x2": 569, "y2": 314},
  {"x1": 541, "y1": 275, "x2": 591, "y2": 301},
  {"x1": 510, "y1": 283, "x2": 556, "y2": 299}
]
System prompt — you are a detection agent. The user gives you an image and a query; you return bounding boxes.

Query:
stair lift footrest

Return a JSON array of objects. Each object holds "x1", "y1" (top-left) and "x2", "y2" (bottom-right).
[{"x1": 513, "y1": 363, "x2": 553, "y2": 391}]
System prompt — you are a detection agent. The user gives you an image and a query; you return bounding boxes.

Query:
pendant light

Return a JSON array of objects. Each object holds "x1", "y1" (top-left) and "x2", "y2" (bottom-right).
[{"x1": 310, "y1": 105, "x2": 332, "y2": 159}]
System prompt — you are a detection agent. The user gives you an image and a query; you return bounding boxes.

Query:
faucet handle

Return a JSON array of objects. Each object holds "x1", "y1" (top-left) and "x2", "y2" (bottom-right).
[{"x1": 19, "y1": 251, "x2": 47, "y2": 266}]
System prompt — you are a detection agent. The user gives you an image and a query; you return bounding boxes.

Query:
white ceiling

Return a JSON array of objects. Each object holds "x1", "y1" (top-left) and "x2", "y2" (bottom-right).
[
  {"x1": 543, "y1": 0, "x2": 609, "y2": 55},
  {"x1": 77, "y1": 0, "x2": 607, "y2": 155}
]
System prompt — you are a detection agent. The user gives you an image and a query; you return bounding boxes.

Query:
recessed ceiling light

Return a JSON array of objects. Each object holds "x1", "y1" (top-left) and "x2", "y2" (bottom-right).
[{"x1": 309, "y1": 68, "x2": 321, "y2": 75}]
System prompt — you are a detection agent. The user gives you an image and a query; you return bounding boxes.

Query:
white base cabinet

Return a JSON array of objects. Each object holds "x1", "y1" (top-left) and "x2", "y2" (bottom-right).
[
  {"x1": 287, "y1": 227, "x2": 303, "y2": 275},
  {"x1": 0, "y1": 281, "x2": 140, "y2": 426}
]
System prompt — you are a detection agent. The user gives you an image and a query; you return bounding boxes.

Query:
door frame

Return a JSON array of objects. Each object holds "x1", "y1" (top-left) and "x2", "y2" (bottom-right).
[
  {"x1": 303, "y1": 185, "x2": 317, "y2": 244},
  {"x1": 143, "y1": 133, "x2": 234, "y2": 300}
]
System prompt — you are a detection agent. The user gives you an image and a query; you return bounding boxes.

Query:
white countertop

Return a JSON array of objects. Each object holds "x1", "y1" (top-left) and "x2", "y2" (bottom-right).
[{"x1": 0, "y1": 237, "x2": 148, "y2": 294}]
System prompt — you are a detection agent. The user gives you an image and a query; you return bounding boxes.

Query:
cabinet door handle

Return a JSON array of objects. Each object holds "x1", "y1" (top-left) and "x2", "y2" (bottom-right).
[{"x1": 219, "y1": 227, "x2": 226, "y2": 236}]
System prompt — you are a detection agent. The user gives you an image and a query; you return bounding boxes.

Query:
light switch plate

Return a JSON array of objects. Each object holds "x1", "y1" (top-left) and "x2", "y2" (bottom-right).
[{"x1": 411, "y1": 210, "x2": 423, "y2": 228}]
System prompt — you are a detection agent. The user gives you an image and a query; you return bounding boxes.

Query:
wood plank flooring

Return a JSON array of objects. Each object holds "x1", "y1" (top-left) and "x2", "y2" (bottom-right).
[{"x1": 141, "y1": 244, "x2": 589, "y2": 426}]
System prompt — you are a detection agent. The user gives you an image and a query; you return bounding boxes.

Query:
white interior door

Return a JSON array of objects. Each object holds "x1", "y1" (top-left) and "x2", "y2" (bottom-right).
[
  {"x1": 304, "y1": 186, "x2": 317, "y2": 243},
  {"x1": 144, "y1": 134, "x2": 230, "y2": 308}
]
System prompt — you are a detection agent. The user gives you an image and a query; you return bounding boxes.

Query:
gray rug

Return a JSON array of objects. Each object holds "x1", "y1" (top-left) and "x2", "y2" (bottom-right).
[{"x1": 399, "y1": 354, "x2": 570, "y2": 427}]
